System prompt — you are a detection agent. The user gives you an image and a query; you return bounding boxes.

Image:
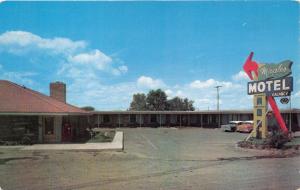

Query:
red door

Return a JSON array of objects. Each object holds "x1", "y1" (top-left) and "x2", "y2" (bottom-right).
[{"x1": 62, "y1": 123, "x2": 73, "y2": 142}]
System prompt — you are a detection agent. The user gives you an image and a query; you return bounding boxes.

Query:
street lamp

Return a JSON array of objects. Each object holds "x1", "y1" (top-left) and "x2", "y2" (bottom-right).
[{"x1": 215, "y1": 85, "x2": 222, "y2": 127}]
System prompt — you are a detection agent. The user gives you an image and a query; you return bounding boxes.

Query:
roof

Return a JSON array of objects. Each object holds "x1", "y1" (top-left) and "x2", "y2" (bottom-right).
[{"x1": 0, "y1": 80, "x2": 89, "y2": 115}]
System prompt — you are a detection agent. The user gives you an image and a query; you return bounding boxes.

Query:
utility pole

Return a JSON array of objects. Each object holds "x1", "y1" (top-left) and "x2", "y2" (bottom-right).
[
  {"x1": 215, "y1": 85, "x2": 222, "y2": 127},
  {"x1": 215, "y1": 86, "x2": 222, "y2": 111},
  {"x1": 289, "y1": 95, "x2": 292, "y2": 132}
]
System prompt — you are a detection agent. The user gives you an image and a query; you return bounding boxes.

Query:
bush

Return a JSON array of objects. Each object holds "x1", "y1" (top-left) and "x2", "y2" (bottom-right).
[{"x1": 21, "y1": 136, "x2": 32, "y2": 145}]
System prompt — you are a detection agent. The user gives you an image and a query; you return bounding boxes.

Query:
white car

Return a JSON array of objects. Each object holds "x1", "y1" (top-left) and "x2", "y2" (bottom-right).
[{"x1": 222, "y1": 121, "x2": 242, "y2": 132}]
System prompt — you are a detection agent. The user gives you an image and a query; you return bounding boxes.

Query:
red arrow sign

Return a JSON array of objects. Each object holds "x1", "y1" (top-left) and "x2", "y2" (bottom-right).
[{"x1": 243, "y1": 52, "x2": 259, "y2": 80}]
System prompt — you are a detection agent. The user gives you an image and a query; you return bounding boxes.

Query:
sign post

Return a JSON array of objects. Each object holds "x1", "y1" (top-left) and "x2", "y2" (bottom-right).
[{"x1": 253, "y1": 94, "x2": 268, "y2": 138}]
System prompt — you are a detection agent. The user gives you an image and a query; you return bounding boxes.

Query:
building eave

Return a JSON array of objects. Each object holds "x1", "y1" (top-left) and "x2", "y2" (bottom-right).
[{"x1": 0, "y1": 112, "x2": 91, "y2": 116}]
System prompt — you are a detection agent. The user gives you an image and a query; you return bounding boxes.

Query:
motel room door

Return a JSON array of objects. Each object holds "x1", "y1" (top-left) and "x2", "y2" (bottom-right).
[{"x1": 43, "y1": 117, "x2": 56, "y2": 143}]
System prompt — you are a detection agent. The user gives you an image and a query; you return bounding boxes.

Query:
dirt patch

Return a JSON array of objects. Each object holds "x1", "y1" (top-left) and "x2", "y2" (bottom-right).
[
  {"x1": 237, "y1": 139, "x2": 300, "y2": 159},
  {"x1": 217, "y1": 153, "x2": 299, "y2": 162}
]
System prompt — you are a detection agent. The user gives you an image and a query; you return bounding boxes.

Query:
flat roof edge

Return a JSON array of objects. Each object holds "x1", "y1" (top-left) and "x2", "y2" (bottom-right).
[{"x1": 91, "y1": 109, "x2": 300, "y2": 114}]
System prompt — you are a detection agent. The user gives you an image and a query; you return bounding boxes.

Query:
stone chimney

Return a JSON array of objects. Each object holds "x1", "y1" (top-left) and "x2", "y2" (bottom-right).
[{"x1": 50, "y1": 81, "x2": 66, "y2": 103}]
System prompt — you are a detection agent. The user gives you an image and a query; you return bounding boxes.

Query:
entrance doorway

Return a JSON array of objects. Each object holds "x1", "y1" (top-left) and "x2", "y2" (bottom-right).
[
  {"x1": 44, "y1": 117, "x2": 55, "y2": 143},
  {"x1": 62, "y1": 123, "x2": 73, "y2": 142}
]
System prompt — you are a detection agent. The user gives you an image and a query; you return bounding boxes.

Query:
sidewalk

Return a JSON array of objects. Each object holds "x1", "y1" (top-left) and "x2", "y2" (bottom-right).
[
  {"x1": 293, "y1": 131, "x2": 300, "y2": 138},
  {"x1": 22, "y1": 131, "x2": 124, "y2": 151}
]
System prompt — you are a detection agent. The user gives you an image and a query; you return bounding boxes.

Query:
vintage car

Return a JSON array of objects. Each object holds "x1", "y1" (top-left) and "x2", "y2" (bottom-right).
[
  {"x1": 236, "y1": 121, "x2": 254, "y2": 133},
  {"x1": 221, "y1": 121, "x2": 242, "y2": 132}
]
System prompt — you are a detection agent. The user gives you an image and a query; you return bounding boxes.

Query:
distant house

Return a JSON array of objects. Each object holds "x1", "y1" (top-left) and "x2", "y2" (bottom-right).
[{"x1": 0, "y1": 80, "x2": 89, "y2": 143}]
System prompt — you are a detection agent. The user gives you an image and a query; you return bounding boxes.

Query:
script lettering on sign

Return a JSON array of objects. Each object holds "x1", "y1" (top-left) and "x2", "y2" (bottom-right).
[{"x1": 258, "y1": 60, "x2": 292, "y2": 81}]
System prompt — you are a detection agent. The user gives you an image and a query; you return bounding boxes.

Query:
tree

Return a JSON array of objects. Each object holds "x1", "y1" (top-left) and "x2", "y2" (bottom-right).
[
  {"x1": 167, "y1": 97, "x2": 195, "y2": 111},
  {"x1": 129, "y1": 93, "x2": 147, "y2": 111},
  {"x1": 128, "y1": 89, "x2": 195, "y2": 111},
  {"x1": 81, "y1": 106, "x2": 95, "y2": 111},
  {"x1": 146, "y1": 89, "x2": 168, "y2": 111},
  {"x1": 167, "y1": 97, "x2": 184, "y2": 111},
  {"x1": 183, "y1": 98, "x2": 195, "y2": 111}
]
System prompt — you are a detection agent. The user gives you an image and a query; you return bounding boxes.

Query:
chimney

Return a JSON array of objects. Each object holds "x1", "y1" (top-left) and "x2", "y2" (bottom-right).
[{"x1": 50, "y1": 81, "x2": 66, "y2": 103}]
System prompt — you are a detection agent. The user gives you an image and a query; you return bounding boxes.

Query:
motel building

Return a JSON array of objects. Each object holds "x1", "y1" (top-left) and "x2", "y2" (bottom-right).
[{"x1": 0, "y1": 80, "x2": 300, "y2": 144}]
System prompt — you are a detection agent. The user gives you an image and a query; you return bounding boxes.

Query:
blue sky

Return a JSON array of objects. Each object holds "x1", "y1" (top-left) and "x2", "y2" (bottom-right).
[{"x1": 0, "y1": 1, "x2": 299, "y2": 110}]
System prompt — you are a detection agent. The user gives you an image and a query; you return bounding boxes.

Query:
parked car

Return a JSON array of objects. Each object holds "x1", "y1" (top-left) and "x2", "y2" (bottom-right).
[
  {"x1": 236, "y1": 121, "x2": 254, "y2": 133},
  {"x1": 221, "y1": 121, "x2": 242, "y2": 132}
]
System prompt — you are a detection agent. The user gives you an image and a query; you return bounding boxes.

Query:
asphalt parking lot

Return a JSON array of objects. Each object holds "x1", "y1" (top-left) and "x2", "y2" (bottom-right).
[{"x1": 0, "y1": 128, "x2": 300, "y2": 190}]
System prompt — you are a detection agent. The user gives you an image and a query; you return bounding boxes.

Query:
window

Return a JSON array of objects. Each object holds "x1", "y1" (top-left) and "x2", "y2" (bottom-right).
[
  {"x1": 45, "y1": 117, "x2": 54, "y2": 135},
  {"x1": 202, "y1": 115, "x2": 208, "y2": 124},
  {"x1": 103, "y1": 115, "x2": 110, "y2": 123},
  {"x1": 130, "y1": 114, "x2": 136, "y2": 123},
  {"x1": 211, "y1": 115, "x2": 217, "y2": 124},
  {"x1": 257, "y1": 109, "x2": 262, "y2": 116},
  {"x1": 256, "y1": 97, "x2": 262, "y2": 105},
  {"x1": 150, "y1": 115, "x2": 157, "y2": 123},
  {"x1": 177, "y1": 115, "x2": 181, "y2": 123}
]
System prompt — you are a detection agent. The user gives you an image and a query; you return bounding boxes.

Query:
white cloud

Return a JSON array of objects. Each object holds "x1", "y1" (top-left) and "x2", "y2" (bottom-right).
[
  {"x1": 175, "y1": 90, "x2": 185, "y2": 97},
  {"x1": 232, "y1": 71, "x2": 248, "y2": 81},
  {"x1": 165, "y1": 89, "x2": 173, "y2": 97},
  {"x1": 0, "y1": 31, "x2": 131, "y2": 109},
  {"x1": 189, "y1": 78, "x2": 234, "y2": 89},
  {"x1": 62, "y1": 49, "x2": 127, "y2": 78},
  {"x1": 0, "y1": 31, "x2": 86, "y2": 55},
  {"x1": 195, "y1": 98, "x2": 212, "y2": 105},
  {"x1": 189, "y1": 79, "x2": 216, "y2": 89},
  {"x1": 294, "y1": 91, "x2": 300, "y2": 98},
  {"x1": 111, "y1": 65, "x2": 128, "y2": 76},
  {"x1": 0, "y1": 64, "x2": 36, "y2": 85},
  {"x1": 118, "y1": 65, "x2": 128, "y2": 73},
  {"x1": 68, "y1": 50, "x2": 112, "y2": 70},
  {"x1": 0, "y1": 30, "x2": 127, "y2": 77},
  {"x1": 68, "y1": 78, "x2": 139, "y2": 110},
  {"x1": 0, "y1": 31, "x2": 132, "y2": 110},
  {"x1": 137, "y1": 76, "x2": 166, "y2": 89},
  {"x1": 0, "y1": 71, "x2": 36, "y2": 86}
]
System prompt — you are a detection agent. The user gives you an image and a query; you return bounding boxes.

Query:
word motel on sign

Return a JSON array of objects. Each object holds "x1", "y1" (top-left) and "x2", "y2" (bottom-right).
[{"x1": 248, "y1": 77, "x2": 293, "y2": 96}]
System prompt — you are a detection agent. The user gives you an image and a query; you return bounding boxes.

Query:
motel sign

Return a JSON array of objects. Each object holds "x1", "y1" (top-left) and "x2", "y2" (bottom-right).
[
  {"x1": 243, "y1": 52, "x2": 293, "y2": 139},
  {"x1": 248, "y1": 76, "x2": 293, "y2": 97}
]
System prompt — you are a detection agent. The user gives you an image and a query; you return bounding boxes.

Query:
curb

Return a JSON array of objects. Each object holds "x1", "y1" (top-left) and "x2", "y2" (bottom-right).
[{"x1": 21, "y1": 131, "x2": 124, "y2": 151}]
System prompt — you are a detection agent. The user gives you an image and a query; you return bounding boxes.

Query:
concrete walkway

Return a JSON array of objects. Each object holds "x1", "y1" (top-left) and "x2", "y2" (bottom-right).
[{"x1": 22, "y1": 131, "x2": 124, "y2": 151}]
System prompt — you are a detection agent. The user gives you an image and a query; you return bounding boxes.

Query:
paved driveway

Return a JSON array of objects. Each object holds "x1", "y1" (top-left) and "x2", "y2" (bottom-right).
[{"x1": 0, "y1": 128, "x2": 300, "y2": 190}]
